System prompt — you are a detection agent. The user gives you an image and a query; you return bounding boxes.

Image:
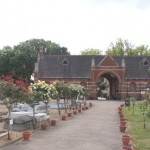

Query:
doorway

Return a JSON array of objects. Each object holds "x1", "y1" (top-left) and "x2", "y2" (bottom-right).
[{"x1": 97, "y1": 72, "x2": 120, "y2": 100}]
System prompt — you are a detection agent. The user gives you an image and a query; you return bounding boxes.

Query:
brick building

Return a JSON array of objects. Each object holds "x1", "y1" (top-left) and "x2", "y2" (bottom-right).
[{"x1": 34, "y1": 49, "x2": 150, "y2": 100}]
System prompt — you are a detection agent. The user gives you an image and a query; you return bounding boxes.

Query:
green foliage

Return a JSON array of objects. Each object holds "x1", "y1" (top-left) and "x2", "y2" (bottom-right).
[
  {"x1": 97, "y1": 77, "x2": 107, "y2": 97},
  {"x1": 0, "y1": 81, "x2": 24, "y2": 104},
  {"x1": 14, "y1": 39, "x2": 70, "y2": 55},
  {"x1": 80, "y1": 48, "x2": 102, "y2": 55},
  {"x1": 69, "y1": 84, "x2": 84, "y2": 99},
  {"x1": 0, "y1": 75, "x2": 29, "y2": 115},
  {"x1": 53, "y1": 81, "x2": 69, "y2": 99},
  {"x1": 146, "y1": 107, "x2": 150, "y2": 117},
  {"x1": 123, "y1": 105, "x2": 150, "y2": 150},
  {"x1": 144, "y1": 93, "x2": 150, "y2": 101},
  {"x1": 138, "y1": 100, "x2": 149, "y2": 130},
  {"x1": 129, "y1": 96, "x2": 136, "y2": 115},
  {"x1": 106, "y1": 38, "x2": 131, "y2": 56},
  {"x1": 53, "y1": 81, "x2": 88, "y2": 100},
  {"x1": 138, "y1": 100, "x2": 149, "y2": 112},
  {"x1": 132, "y1": 45, "x2": 150, "y2": 56},
  {"x1": 0, "y1": 39, "x2": 70, "y2": 82},
  {"x1": 0, "y1": 47, "x2": 15, "y2": 75},
  {"x1": 106, "y1": 38, "x2": 150, "y2": 56},
  {"x1": 28, "y1": 80, "x2": 58, "y2": 102}
]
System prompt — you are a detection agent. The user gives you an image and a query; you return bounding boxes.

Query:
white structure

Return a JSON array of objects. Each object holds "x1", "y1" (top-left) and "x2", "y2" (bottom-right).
[{"x1": 12, "y1": 102, "x2": 47, "y2": 114}]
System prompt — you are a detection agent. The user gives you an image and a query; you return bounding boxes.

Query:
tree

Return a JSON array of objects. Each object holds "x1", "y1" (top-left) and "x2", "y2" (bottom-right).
[
  {"x1": 0, "y1": 39, "x2": 70, "y2": 82},
  {"x1": 97, "y1": 77, "x2": 107, "y2": 97},
  {"x1": 80, "y1": 48, "x2": 102, "y2": 55},
  {"x1": 0, "y1": 46, "x2": 35, "y2": 82},
  {"x1": 0, "y1": 46, "x2": 16, "y2": 76},
  {"x1": 106, "y1": 38, "x2": 150, "y2": 56},
  {"x1": 14, "y1": 39, "x2": 70, "y2": 55},
  {"x1": 0, "y1": 74, "x2": 28, "y2": 139},
  {"x1": 106, "y1": 38, "x2": 133, "y2": 56},
  {"x1": 132, "y1": 45, "x2": 150, "y2": 56}
]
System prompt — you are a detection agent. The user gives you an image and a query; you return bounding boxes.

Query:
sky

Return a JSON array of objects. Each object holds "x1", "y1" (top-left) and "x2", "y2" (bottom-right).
[{"x1": 0, "y1": 0, "x2": 150, "y2": 55}]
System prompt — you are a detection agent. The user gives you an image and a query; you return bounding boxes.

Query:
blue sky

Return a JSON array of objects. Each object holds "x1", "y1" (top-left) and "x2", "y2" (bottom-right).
[{"x1": 0, "y1": 0, "x2": 150, "y2": 54}]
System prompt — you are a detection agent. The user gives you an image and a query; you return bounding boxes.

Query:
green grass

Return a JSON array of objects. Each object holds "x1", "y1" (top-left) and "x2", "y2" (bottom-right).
[{"x1": 123, "y1": 105, "x2": 150, "y2": 150}]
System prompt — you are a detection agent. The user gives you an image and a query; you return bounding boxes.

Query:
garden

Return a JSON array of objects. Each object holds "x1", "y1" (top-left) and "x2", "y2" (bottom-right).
[
  {"x1": 0, "y1": 73, "x2": 90, "y2": 142},
  {"x1": 120, "y1": 96, "x2": 150, "y2": 150}
]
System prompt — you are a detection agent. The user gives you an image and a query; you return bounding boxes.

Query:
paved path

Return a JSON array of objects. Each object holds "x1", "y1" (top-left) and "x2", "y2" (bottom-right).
[{"x1": 1, "y1": 100, "x2": 123, "y2": 150}]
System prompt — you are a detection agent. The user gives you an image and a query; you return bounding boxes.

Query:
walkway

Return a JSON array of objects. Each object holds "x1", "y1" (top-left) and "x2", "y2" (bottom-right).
[{"x1": 1, "y1": 100, "x2": 123, "y2": 150}]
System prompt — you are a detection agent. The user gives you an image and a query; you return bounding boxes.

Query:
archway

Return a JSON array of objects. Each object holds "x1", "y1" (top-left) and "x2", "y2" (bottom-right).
[{"x1": 97, "y1": 72, "x2": 120, "y2": 100}]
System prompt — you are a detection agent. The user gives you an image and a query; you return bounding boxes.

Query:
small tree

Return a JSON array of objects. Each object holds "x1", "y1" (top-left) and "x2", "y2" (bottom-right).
[
  {"x1": 53, "y1": 81, "x2": 66, "y2": 115},
  {"x1": 129, "y1": 97, "x2": 136, "y2": 115},
  {"x1": 28, "y1": 80, "x2": 57, "y2": 115},
  {"x1": 138, "y1": 100, "x2": 149, "y2": 130},
  {"x1": 28, "y1": 80, "x2": 58, "y2": 129},
  {"x1": 0, "y1": 74, "x2": 28, "y2": 139}
]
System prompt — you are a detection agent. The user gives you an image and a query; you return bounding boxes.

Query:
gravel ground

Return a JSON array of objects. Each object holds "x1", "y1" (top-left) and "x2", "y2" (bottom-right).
[{"x1": 0, "y1": 100, "x2": 124, "y2": 150}]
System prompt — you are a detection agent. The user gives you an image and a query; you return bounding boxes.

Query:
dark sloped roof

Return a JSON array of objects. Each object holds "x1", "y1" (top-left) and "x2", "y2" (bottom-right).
[
  {"x1": 38, "y1": 55, "x2": 150, "y2": 79},
  {"x1": 123, "y1": 56, "x2": 150, "y2": 79},
  {"x1": 39, "y1": 55, "x2": 103, "y2": 78}
]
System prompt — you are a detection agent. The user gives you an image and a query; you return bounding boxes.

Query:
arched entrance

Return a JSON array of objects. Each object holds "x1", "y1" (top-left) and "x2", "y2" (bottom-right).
[{"x1": 97, "y1": 72, "x2": 121, "y2": 100}]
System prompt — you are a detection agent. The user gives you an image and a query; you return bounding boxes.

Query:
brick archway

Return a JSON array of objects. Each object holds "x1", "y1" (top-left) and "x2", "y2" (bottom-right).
[{"x1": 96, "y1": 71, "x2": 121, "y2": 100}]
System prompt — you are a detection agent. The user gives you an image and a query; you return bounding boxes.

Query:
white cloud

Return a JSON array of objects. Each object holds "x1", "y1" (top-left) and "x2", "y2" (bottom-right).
[{"x1": 0, "y1": 0, "x2": 150, "y2": 54}]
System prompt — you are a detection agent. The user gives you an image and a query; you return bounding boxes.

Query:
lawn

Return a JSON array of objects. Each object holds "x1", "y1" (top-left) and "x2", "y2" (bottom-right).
[{"x1": 123, "y1": 103, "x2": 150, "y2": 150}]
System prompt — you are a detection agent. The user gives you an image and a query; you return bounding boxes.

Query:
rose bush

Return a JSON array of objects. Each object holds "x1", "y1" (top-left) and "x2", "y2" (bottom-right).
[{"x1": 28, "y1": 80, "x2": 58, "y2": 101}]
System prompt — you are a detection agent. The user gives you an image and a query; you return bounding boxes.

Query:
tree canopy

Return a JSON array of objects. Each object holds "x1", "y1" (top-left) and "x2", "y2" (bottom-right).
[
  {"x1": 80, "y1": 48, "x2": 102, "y2": 55},
  {"x1": 0, "y1": 39, "x2": 70, "y2": 82},
  {"x1": 106, "y1": 38, "x2": 150, "y2": 56}
]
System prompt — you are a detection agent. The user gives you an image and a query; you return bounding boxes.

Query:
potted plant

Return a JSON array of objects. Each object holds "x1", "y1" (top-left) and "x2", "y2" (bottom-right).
[
  {"x1": 82, "y1": 107, "x2": 85, "y2": 110},
  {"x1": 119, "y1": 125, "x2": 126, "y2": 133},
  {"x1": 118, "y1": 106, "x2": 122, "y2": 111},
  {"x1": 41, "y1": 122, "x2": 48, "y2": 130},
  {"x1": 122, "y1": 135, "x2": 130, "y2": 145},
  {"x1": 61, "y1": 114, "x2": 67, "y2": 120},
  {"x1": 85, "y1": 105, "x2": 88, "y2": 110},
  {"x1": 67, "y1": 112, "x2": 72, "y2": 117},
  {"x1": 78, "y1": 108, "x2": 81, "y2": 113},
  {"x1": 120, "y1": 121, "x2": 126, "y2": 126},
  {"x1": 53, "y1": 81, "x2": 69, "y2": 115},
  {"x1": 51, "y1": 119, "x2": 57, "y2": 126},
  {"x1": 120, "y1": 118, "x2": 127, "y2": 122},
  {"x1": 22, "y1": 131, "x2": 31, "y2": 140},
  {"x1": 121, "y1": 146, "x2": 133, "y2": 150},
  {"x1": 119, "y1": 114, "x2": 124, "y2": 119},
  {"x1": 118, "y1": 110, "x2": 123, "y2": 114},
  {"x1": 73, "y1": 110, "x2": 77, "y2": 115}
]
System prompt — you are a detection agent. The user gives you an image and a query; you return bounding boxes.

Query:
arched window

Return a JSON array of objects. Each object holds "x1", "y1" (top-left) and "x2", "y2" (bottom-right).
[{"x1": 130, "y1": 82, "x2": 136, "y2": 92}]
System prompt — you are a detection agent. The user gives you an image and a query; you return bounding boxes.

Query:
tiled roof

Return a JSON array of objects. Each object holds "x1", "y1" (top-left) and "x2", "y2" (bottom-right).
[
  {"x1": 123, "y1": 56, "x2": 150, "y2": 79},
  {"x1": 38, "y1": 55, "x2": 150, "y2": 79}
]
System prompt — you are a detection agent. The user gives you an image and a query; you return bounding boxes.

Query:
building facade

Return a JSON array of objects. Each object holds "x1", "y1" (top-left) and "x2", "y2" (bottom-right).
[{"x1": 34, "y1": 50, "x2": 150, "y2": 100}]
